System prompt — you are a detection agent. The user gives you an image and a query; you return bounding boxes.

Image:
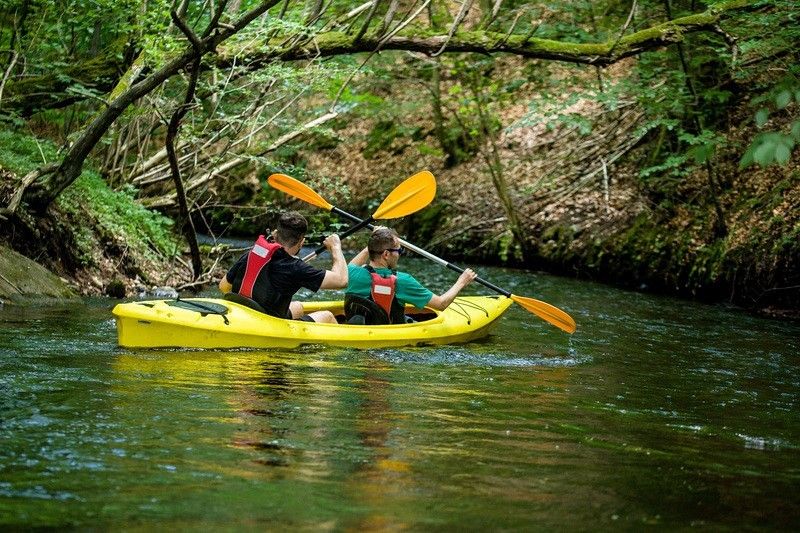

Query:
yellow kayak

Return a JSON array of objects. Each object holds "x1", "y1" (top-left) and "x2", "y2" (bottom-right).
[{"x1": 112, "y1": 295, "x2": 513, "y2": 349}]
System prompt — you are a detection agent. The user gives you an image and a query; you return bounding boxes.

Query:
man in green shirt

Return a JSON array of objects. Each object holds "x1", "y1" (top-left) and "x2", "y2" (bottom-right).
[{"x1": 345, "y1": 226, "x2": 477, "y2": 324}]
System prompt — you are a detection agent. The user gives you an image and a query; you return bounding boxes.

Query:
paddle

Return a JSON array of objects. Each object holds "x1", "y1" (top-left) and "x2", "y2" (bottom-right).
[
  {"x1": 268, "y1": 173, "x2": 576, "y2": 334},
  {"x1": 268, "y1": 171, "x2": 436, "y2": 262}
]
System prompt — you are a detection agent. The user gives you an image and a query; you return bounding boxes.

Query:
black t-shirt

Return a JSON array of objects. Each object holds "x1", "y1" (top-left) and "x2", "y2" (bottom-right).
[{"x1": 226, "y1": 247, "x2": 326, "y2": 318}]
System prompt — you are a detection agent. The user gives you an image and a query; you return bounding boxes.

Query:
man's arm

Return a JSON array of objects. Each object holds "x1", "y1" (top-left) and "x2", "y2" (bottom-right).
[
  {"x1": 319, "y1": 234, "x2": 348, "y2": 289},
  {"x1": 425, "y1": 268, "x2": 478, "y2": 311},
  {"x1": 350, "y1": 226, "x2": 386, "y2": 266},
  {"x1": 349, "y1": 246, "x2": 369, "y2": 266},
  {"x1": 219, "y1": 275, "x2": 233, "y2": 293}
]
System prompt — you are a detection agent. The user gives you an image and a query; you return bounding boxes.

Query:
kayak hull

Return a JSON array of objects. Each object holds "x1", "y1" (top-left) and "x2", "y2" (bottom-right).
[{"x1": 112, "y1": 296, "x2": 513, "y2": 349}]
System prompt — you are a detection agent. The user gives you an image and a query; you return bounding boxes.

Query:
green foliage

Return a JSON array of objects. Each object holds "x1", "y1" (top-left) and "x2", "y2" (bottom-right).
[
  {"x1": 0, "y1": 127, "x2": 178, "y2": 266},
  {"x1": 57, "y1": 174, "x2": 179, "y2": 265},
  {"x1": 740, "y1": 132, "x2": 796, "y2": 168},
  {"x1": 740, "y1": 72, "x2": 800, "y2": 168},
  {"x1": 417, "y1": 143, "x2": 445, "y2": 158},
  {"x1": 363, "y1": 120, "x2": 423, "y2": 159},
  {"x1": 681, "y1": 129, "x2": 727, "y2": 165},
  {"x1": 0, "y1": 130, "x2": 60, "y2": 174},
  {"x1": 3, "y1": 0, "x2": 144, "y2": 60},
  {"x1": 434, "y1": 56, "x2": 523, "y2": 165},
  {"x1": 497, "y1": 230, "x2": 517, "y2": 263},
  {"x1": 639, "y1": 152, "x2": 693, "y2": 181}
]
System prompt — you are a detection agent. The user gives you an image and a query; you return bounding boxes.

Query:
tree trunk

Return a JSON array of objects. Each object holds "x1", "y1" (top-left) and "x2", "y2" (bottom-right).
[
  {"x1": 166, "y1": 10, "x2": 205, "y2": 281},
  {"x1": 471, "y1": 84, "x2": 529, "y2": 262}
]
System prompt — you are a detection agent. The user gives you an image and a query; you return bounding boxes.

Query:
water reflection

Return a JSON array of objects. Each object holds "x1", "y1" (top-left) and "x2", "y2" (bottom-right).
[{"x1": 2, "y1": 265, "x2": 800, "y2": 529}]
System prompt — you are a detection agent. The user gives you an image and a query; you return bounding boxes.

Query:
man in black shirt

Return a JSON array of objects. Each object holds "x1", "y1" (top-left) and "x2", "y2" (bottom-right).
[{"x1": 219, "y1": 211, "x2": 347, "y2": 323}]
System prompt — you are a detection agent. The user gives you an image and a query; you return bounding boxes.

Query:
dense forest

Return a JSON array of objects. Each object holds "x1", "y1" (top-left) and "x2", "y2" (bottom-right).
[{"x1": 0, "y1": 0, "x2": 797, "y2": 315}]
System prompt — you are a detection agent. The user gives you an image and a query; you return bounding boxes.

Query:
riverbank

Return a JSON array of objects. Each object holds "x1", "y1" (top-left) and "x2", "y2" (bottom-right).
[
  {"x1": 300, "y1": 59, "x2": 799, "y2": 318},
  {"x1": 1, "y1": 65, "x2": 797, "y2": 316}
]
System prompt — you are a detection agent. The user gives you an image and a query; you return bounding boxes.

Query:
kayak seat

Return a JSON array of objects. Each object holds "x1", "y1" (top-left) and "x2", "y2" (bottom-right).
[
  {"x1": 224, "y1": 292, "x2": 268, "y2": 314},
  {"x1": 346, "y1": 314, "x2": 366, "y2": 325},
  {"x1": 344, "y1": 294, "x2": 390, "y2": 325}
]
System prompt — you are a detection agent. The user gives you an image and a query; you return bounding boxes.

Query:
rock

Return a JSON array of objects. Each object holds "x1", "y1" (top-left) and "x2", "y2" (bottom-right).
[{"x1": 0, "y1": 245, "x2": 77, "y2": 302}]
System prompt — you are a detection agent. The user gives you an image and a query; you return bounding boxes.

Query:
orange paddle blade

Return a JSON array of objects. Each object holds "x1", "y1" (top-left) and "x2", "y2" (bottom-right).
[
  {"x1": 267, "y1": 174, "x2": 333, "y2": 211},
  {"x1": 511, "y1": 294, "x2": 576, "y2": 334},
  {"x1": 372, "y1": 170, "x2": 436, "y2": 219}
]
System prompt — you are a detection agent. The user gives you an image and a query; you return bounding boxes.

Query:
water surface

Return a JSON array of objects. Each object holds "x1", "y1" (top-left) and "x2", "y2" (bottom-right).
[{"x1": 1, "y1": 260, "x2": 799, "y2": 529}]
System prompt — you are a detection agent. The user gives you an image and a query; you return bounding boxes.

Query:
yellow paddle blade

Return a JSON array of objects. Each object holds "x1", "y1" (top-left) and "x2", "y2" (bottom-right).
[
  {"x1": 267, "y1": 174, "x2": 333, "y2": 211},
  {"x1": 511, "y1": 294, "x2": 576, "y2": 334},
  {"x1": 372, "y1": 170, "x2": 436, "y2": 219}
]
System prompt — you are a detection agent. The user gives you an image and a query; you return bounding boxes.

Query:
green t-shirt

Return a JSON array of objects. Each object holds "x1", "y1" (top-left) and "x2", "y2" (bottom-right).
[{"x1": 346, "y1": 264, "x2": 434, "y2": 309}]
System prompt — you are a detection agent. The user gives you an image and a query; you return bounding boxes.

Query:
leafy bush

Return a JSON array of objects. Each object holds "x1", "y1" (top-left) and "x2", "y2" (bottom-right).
[
  {"x1": 0, "y1": 129, "x2": 178, "y2": 266},
  {"x1": 0, "y1": 130, "x2": 60, "y2": 174},
  {"x1": 740, "y1": 75, "x2": 800, "y2": 168},
  {"x1": 58, "y1": 173, "x2": 178, "y2": 264}
]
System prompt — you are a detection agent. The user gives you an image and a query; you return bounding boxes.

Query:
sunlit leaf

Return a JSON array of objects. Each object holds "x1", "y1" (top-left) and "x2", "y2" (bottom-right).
[
  {"x1": 775, "y1": 90, "x2": 792, "y2": 109},
  {"x1": 774, "y1": 143, "x2": 791, "y2": 164},
  {"x1": 791, "y1": 121, "x2": 800, "y2": 140},
  {"x1": 755, "y1": 108, "x2": 770, "y2": 127},
  {"x1": 754, "y1": 141, "x2": 775, "y2": 166}
]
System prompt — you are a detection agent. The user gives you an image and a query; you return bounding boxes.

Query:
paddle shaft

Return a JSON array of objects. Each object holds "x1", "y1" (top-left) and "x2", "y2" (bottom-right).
[
  {"x1": 302, "y1": 216, "x2": 374, "y2": 262},
  {"x1": 329, "y1": 206, "x2": 513, "y2": 298}
]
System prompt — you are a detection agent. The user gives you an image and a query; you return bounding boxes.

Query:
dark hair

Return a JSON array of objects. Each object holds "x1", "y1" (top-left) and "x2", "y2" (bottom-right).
[
  {"x1": 368, "y1": 227, "x2": 399, "y2": 260},
  {"x1": 275, "y1": 211, "x2": 308, "y2": 247}
]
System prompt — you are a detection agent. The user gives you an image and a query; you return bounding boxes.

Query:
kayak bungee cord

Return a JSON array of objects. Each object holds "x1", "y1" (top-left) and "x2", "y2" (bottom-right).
[
  {"x1": 447, "y1": 300, "x2": 473, "y2": 325},
  {"x1": 171, "y1": 298, "x2": 230, "y2": 325},
  {"x1": 453, "y1": 297, "x2": 490, "y2": 317}
]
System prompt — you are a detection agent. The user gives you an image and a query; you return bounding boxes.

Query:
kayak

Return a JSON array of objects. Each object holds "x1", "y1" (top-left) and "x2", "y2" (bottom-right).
[{"x1": 112, "y1": 295, "x2": 513, "y2": 349}]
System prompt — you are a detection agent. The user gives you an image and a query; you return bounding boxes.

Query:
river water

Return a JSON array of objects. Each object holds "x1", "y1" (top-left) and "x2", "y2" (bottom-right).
[{"x1": 1, "y1": 258, "x2": 799, "y2": 530}]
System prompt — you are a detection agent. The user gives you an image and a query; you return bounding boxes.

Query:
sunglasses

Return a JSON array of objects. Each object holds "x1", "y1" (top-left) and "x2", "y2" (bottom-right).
[{"x1": 384, "y1": 247, "x2": 405, "y2": 255}]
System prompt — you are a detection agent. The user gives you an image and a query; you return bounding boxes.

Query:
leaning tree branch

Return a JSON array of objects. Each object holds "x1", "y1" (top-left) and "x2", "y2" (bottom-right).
[
  {"x1": 226, "y1": 0, "x2": 754, "y2": 68},
  {"x1": 144, "y1": 109, "x2": 340, "y2": 209},
  {"x1": 21, "y1": 0, "x2": 283, "y2": 213},
  {"x1": 0, "y1": 163, "x2": 58, "y2": 220}
]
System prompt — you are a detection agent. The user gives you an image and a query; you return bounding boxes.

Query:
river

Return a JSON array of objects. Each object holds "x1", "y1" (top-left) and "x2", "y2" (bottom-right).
[{"x1": 1, "y1": 258, "x2": 798, "y2": 529}]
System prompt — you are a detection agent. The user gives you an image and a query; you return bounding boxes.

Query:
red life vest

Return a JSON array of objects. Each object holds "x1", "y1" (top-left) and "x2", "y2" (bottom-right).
[
  {"x1": 239, "y1": 235, "x2": 282, "y2": 299},
  {"x1": 369, "y1": 269, "x2": 397, "y2": 319}
]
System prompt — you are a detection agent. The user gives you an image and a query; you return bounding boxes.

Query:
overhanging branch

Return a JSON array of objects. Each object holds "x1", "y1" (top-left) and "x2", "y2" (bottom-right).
[{"x1": 223, "y1": 0, "x2": 754, "y2": 68}]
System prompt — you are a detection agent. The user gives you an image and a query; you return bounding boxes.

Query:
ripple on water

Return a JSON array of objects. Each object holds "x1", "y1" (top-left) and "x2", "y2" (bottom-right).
[
  {"x1": 735, "y1": 433, "x2": 796, "y2": 451},
  {"x1": 363, "y1": 346, "x2": 588, "y2": 368},
  {"x1": 0, "y1": 482, "x2": 82, "y2": 502}
]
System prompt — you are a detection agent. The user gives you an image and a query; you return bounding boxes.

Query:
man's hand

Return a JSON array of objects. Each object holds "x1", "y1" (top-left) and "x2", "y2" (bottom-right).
[
  {"x1": 320, "y1": 234, "x2": 348, "y2": 290},
  {"x1": 323, "y1": 234, "x2": 342, "y2": 251},
  {"x1": 457, "y1": 268, "x2": 478, "y2": 288}
]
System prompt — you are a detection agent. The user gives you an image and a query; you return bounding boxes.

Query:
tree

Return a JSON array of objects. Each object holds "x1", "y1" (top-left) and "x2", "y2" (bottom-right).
[{"x1": 1, "y1": 0, "x2": 758, "y2": 210}]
